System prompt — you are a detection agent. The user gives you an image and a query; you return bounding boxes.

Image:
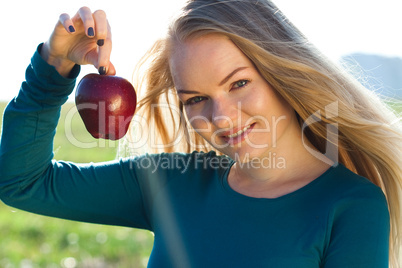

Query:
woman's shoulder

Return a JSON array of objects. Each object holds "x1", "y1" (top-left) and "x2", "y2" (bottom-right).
[
  {"x1": 327, "y1": 163, "x2": 385, "y2": 196},
  {"x1": 319, "y1": 163, "x2": 388, "y2": 214}
]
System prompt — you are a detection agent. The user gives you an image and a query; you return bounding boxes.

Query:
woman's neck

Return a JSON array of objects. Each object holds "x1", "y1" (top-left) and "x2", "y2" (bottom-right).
[{"x1": 227, "y1": 127, "x2": 333, "y2": 198}]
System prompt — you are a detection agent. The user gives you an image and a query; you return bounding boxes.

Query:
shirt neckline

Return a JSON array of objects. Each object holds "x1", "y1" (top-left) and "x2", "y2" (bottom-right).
[{"x1": 220, "y1": 161, "x2": 340, "y2": 202}]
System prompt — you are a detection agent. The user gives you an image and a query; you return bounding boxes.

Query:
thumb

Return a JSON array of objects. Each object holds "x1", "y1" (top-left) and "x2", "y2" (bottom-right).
[
  {"x1": 105, "y1": 62, "x2": 116, "y2": 76},
  {"x1": 97, "y1": 61, "x2": 115, "y2": 75}
]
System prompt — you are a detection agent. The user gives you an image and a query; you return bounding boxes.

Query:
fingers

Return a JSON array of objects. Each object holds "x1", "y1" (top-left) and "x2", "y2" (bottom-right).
[
  {"x1": 59, "y1": 7, "x2": 94, "y2": 36},
  {"x1": 97, "y1": 20, "x2": 113, "y2": 75},
  {"x1": 78, "y1": 6, "x2": 96, "y2": 37},
  {"x1": 59, "y1": 13, "x2": 75, "y2": 33},
  {"x1": 76, "y1": 7, "x2": 112, "y2": 73},
  {"x1": 93, "y1": 10, "x2": 107, "y2": 42},
  {"x1": 58, "y1": 7, "x2": 114, "y2": 74}
]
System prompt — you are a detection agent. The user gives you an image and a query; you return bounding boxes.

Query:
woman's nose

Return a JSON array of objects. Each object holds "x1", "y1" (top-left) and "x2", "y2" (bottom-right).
[{"x1": 211, "y1": 98, "x2": 240, "y2": 130}]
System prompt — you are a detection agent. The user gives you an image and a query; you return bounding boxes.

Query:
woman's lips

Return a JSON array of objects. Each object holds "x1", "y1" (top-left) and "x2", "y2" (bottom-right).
[{"x1": 220, "y1": 123, "x2": 256, "y2": 145}]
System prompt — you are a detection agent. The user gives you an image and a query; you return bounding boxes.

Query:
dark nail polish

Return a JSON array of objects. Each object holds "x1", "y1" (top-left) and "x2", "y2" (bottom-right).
[
  {"x1": 69, "y1": 25, "x2": 75, "y2": 33},
  {"x1": 97, "y1": 39, "x2": 105, "y2": 46},
  {"x1": 88, "y1": 27, "x2": 94, "y2": 37},
  {"x1": 99, "y1": 66, "x2": 106, "y2": 75}
]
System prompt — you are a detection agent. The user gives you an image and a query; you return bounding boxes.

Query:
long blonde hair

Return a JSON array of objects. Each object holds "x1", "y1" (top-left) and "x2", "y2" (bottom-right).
[{"x1": 123, "y1": 0, "x2": 402, "y2": 265}]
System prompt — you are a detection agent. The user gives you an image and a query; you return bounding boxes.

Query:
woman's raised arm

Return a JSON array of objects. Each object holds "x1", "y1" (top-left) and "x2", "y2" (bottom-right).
[{"x1": 0, "y1": 7, "x2": 149, "y2": 230}]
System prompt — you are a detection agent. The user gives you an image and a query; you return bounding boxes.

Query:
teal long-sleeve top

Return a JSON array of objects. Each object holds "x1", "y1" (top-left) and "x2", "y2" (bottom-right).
[{"x1": 0, "y1": 44, "x2": 390, "y2": 267}]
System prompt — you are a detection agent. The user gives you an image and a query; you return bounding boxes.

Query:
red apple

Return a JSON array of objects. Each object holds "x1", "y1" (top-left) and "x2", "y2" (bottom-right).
[{"x1": 75, "y1": 74, "x2": 137, "y2": 140}]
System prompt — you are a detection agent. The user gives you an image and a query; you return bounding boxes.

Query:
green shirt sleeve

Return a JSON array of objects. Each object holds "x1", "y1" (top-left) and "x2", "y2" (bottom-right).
[{"x1": 0, "y1": 44, "x2": 151, "y2": 230}]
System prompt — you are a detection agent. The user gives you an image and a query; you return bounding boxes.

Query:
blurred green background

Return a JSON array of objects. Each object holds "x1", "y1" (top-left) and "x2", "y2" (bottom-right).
[{"x1": 0, "y1": 101, "x2": 153, "y2": 268}]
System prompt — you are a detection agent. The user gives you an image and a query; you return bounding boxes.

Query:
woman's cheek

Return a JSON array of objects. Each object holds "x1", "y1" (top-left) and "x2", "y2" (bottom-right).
[
  {"x1": 239, "y1": 86, "x2": 268, "y2": 114},
  {"x1": 186, "y1": 108, "x2": 211, "y2": 135}
]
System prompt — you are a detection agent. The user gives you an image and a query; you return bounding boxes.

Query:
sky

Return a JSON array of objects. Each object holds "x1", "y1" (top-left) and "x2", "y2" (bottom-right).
[{"x1": 1, "y1": 0, "x2": 401, "y2": 101}]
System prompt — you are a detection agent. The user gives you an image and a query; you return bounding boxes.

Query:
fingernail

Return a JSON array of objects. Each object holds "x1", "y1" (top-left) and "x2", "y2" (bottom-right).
[
  {"x1": 69, "y1": 25, "x2": 75, "y2": 33},
  {"x1": 88, "y1": 27, "x2": 94, "y2": 37},
  {"x1": 97, "y1": 39, "x2": 105, "y2": 46},
  {"x1": 99, "y1": 66, "x2": 107, "y2": 75}
]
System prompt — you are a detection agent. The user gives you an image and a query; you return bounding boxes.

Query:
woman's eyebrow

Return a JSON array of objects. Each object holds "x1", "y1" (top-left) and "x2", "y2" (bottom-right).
[
  {"x1": 176, "y1": 66, "x2": 249, "y2": 95},
  {"x1": 176, "y1": 89, "x2": 200, "y2": 95},
  {"x1": 218, "y1": 66, "x2": 248, "y2": 86}
]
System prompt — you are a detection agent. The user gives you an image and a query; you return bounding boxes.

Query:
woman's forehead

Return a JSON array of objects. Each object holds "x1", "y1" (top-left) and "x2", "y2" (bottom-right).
[
  {"x1": 169, "y1": 34, "x2": 252, "y2": 79},
  {"x1": 169, "y1": 35, "x2": 252, "y2": 87},
  {"x1": 170, "y1": 34, "x2": 231, "y2": 59}
]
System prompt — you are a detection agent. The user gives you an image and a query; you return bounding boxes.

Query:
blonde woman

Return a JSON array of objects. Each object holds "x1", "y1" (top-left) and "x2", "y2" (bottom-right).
[{"x1": 1, "y1": 0, "x2": 401, "y2": 267}]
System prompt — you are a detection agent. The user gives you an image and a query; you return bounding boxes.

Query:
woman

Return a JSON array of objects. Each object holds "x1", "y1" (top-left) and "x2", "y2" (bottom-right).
[{"x1": 0, "y1": 0, "x2": 401, "y2": 267}]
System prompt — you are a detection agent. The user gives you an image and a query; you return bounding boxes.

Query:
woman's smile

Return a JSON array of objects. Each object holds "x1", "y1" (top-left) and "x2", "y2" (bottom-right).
[{"x1": 220, "y1": 122, "x2": 256, "y2": 146}]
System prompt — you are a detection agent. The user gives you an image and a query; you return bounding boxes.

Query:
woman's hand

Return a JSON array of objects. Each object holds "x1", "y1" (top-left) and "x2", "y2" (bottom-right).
[{"x1": 41, "y1": 6, "x2": 115, "y2": 77}]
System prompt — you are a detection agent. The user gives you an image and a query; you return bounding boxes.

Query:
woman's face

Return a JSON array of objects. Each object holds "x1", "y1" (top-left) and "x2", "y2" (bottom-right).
[{"x1": 169, "y1": 34, "x2": 299, "y2": 162}]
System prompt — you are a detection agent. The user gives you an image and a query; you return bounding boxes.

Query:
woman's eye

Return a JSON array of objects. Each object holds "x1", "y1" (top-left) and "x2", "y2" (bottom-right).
[
  {"x1": 232, "y1": 80, "x2": 249, "y2": 90},
  {"x1": 185, "y1": 96, "x2": 206, "y2": 106}
]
